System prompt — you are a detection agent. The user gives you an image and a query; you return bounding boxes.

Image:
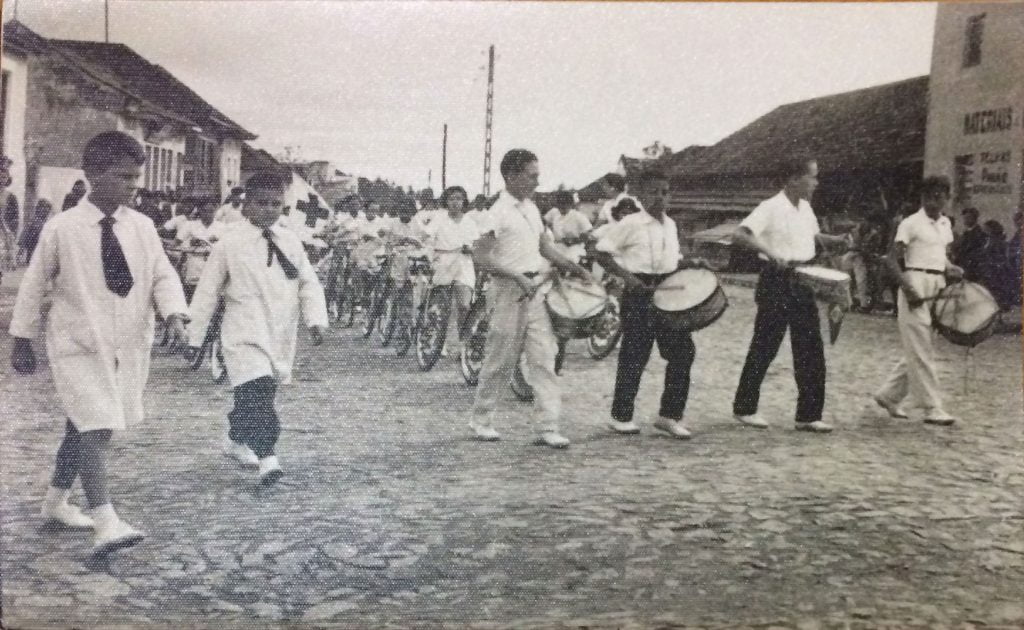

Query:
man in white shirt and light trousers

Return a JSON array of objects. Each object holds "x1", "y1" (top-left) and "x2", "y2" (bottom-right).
[
  {"x1": 469, "y1": 149, "x2": 591, "y2": 448},
  {"x1": 731, "y1": 157, "x2": 847, "y2": 433},
  {"x1": 874, "y1": 176, "x2": 962, "y2": 426}
]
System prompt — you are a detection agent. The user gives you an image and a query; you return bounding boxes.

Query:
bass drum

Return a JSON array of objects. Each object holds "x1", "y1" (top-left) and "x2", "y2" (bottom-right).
[
  {"x1": 931, "y1": 280, "x2": 1000, "y2": 347},
  {"x1": 652, "y1": 268, "x2": 728, "y2": 332}
]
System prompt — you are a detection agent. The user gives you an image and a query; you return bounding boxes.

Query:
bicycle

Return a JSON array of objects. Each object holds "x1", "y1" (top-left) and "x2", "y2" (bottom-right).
[
  {"x1": 360, "y1": 253, "x2": 392, "y2": 340},
  {"x1": 390, "y1": 254, "x2": 433, "y2": 358},
  {"x1": 586, "y1": 273, "x2": 624, "y2": 360},
  {"x1": 324, "y1": 240, "x2": 358, "y2": 328}
]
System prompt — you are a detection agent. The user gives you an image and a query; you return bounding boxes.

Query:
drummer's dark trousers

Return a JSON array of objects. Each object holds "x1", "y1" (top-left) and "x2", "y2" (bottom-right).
[
  {"x1": 228, "y1": 376, "x2": 280, "y2": 459},
  {"x1": 733, "y1": 268, "x2": 825, "y2": 423},
  {"x1": 612, "y1": 276, "x2": 695, "y2": 422}
]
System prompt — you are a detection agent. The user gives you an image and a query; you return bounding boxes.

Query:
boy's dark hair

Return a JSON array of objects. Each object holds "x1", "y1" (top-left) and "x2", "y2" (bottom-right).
[
  {"x1": 245, "y1": 171, "x2": 287, "y2": 193},
  {"x1": 603, "y1": 173, "x2": 626, "y2": 192},
  {"x1": 82, "y1": 132, "x2": 145, "y2": 174},
  {"x1": 920, "y1": 176, "x2": 951, "y2": 197},
  {"x1": 440, "y1": 186, "x2": 468, "y2": 209},
  {"x1": 554, "y1": 190, "x2": 575, "y2": 210},
  {"x1": 961, "y1": 206, "x2": 979, "y2": 217},
  {"x1": 775, "y1": 156, "x2": 815, "y2": 182},
  {"x1": 500, "y1": 149, "x2": 538, "y2": 180},
  {"x1": 612, "y1": 198, "x2": 639, "y2": 221},
  {"x1": 636, "y1": 169, "x2": 669, "y2": 189}
]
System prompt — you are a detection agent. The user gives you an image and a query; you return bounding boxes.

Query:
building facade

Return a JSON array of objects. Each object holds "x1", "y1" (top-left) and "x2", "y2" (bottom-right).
[{"x1": 925, "y1": 3, "x2": 1024, "y2": 229}]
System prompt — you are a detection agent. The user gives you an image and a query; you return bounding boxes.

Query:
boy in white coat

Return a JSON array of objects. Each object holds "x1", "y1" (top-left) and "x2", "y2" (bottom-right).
[
  {"x1": 188, "y1": 172, "x2": 328, "y2": 487},
  {"x1": 10, "y1": 132, "x2": 190, "y2": 556}
]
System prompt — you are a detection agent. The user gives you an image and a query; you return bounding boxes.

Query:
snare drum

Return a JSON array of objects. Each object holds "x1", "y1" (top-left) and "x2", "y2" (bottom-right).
[
  {"x1": 545, "y1": 278, "x2": 609, "y2": 339},
  {"x1": 652, "y1": 269, "x2": 728, "y2": 332},
  {"x1": 794, "y1": 265, "x2": 852, "y2": 310},
  {"x1": 931, "y1": 280, "x2": 1000, "y2": 347}
]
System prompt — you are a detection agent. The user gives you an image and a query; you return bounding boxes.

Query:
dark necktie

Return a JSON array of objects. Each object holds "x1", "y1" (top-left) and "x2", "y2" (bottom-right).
[
  {"x1": 262, "y1": 228, "x2": 299, "y2": 279},
  {"x1": 99, "y1": 216, "x2": 133, "y2": 297}
]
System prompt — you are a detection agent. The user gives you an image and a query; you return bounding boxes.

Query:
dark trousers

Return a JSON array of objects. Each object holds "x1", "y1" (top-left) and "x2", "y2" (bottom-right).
[
  {"x1": 733, "y1": 268, "x2": 825, "y2": 423},
  {"x1": 228, "y1": 376, "x2": 280, "y2": 458},
  {"x1": 612, "y1": 277, "x2": 696, "y2": 422}
]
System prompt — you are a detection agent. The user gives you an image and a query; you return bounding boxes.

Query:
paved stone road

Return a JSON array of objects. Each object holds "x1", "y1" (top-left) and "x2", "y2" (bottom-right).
[{"x1": 1, "y1": 282, "x2": 1022, "y2": 629}]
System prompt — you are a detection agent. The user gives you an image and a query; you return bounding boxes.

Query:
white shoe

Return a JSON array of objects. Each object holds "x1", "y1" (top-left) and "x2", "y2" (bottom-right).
[
  {"x1": 224, "y1": 439, "x2": 259, "y2": 467},
  {"x1": 42, "y1": 502, "x2": 94, "y2": 529},
  {"x1": 795, "y1": 420, "x2": 833, "y2": 433},
  {"x1": 652, "y1": 417, "x2": 692, "y2": 440},
  {"x1": 258, "y1": 456, "x2": 284, "y2": 487},
  {"x1": 873, "y1": 395, "x2": 908, "y2": 419},
  {"x1": 923, "y1": 413, "x2": 956, "y2": 427},
  {"x1": 92, "y1": 519, "x2": 145, "y2": 556},
  {"x1": 469, "y1": 422, "x2": 500, "y2": 441},
  {"x1": 536, "y1": 430, "x2": 570, "y2": 449},
  {"x1": 608, "y1": 420, "x2": 641, "y2": 435},
  {"x1": 735, "y1": 413, "x2": 769, "y2": 429}
]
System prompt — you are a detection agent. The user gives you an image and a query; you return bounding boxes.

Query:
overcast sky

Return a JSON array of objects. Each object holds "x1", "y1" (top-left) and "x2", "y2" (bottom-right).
[{"x1": 7, "y1": 1, "x2": 937, "y2": 194}]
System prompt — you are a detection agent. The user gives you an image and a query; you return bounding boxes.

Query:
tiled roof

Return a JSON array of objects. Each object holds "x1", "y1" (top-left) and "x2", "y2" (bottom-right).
[
  {"x1": 3, "y1": 20, "x2": 255, "y2": 140},
  {"x1": 670, "y1": 76, "x2": 929, "y2": 178}
]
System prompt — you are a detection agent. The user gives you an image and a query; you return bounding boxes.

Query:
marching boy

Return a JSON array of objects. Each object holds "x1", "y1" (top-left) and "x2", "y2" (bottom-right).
[
  {"x1": 188, "y1": 171, "x2": 328, "y2": 487},
  {"x1": 10, "y1": 132, "x2": 190, "y2": 556}
]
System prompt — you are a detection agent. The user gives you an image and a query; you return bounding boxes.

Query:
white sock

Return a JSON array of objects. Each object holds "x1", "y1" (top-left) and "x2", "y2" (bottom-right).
[
  {"x1": 90, "y1": 503, "x2": 119, "y2": 530},
  {"x1": 43, "y1": 486, "x2": 73, "y2": 512}
]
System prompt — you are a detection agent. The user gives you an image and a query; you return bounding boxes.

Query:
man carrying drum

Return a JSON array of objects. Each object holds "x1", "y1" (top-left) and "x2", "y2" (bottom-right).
[
  {"x1": 468, "y1": 149, "x2": 591, "y2": 449},
  {"x1": 731, "y1": 157, "x2": 849, "y2": 434},
  {"x1": 594, "y1": 169, "x2": 703, "y2": 439},
  {"x1": 873, "y1": 176, "x2": 963, "y2": 426}
]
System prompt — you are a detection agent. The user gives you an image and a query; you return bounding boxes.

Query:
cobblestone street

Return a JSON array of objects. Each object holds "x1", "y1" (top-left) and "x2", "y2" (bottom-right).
[{"x1": 2, "y1": 282, "x2": 1022, "y2": 629}]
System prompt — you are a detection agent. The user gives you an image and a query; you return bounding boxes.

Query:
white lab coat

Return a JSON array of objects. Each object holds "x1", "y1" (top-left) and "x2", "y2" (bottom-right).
[
  {"x1": 188, "y1": 221, "x2": 328, "y2": 387},
  {"x1": 9, "y1": 201, "x2": 188, "y2": 431}
]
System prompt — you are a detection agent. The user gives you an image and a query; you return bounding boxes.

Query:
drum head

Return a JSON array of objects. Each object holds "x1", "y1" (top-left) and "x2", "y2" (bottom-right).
[
  {"x1": 547, "y1": 280, "x2": 607, "y2": 319},
  {"x1": 653, "y1": 269, "x2": 719, "y2": 312},
  {"x1": 796, "y1": 266, "x2": 851, "y2": 283},
  {"x1": 933, "y1": 281, "x2": 1000, "y2": 334}
]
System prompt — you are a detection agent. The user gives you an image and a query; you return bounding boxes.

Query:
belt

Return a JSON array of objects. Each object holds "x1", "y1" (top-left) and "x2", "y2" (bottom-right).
[
  {"x1": 634, "y1": 271, "x2": 674, "y2": 285},
  {"x1": 906, "y1": 267, "x2": 943, "y2": 275},
  {"x1": 523, "y1": 271, "x2": 540, "y2": 279}
]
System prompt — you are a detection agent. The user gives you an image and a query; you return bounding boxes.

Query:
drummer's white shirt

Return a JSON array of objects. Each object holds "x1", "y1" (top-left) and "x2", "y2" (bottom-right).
[
  {"x1": 741, "y1": 191, "x2": 819, "y2": 262},
  {"x1": 475, "y1": 190, "x2": 545, "y2": 274},
  {"x1": 597, "y1": 192, "x2": 644, "y2": 226},
  {"x1": 895, "y1": 208, "x2": 953, "y2": 272},
  {"x1": 595, "y1": 210, "x2": 680, "y2": 274}
]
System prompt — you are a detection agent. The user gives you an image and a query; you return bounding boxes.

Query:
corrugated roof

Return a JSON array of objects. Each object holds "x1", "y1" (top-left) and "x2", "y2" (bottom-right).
[
  {"x1": 671, "y1": 76, "x2": 928, "y2": 178},
  {"x1": 3, "y1": 20, "x2": 256, "y2": 140}
]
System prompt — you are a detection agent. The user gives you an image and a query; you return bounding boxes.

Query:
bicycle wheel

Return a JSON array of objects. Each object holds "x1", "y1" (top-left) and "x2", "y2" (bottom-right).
[
  {"x1": 415, "y1": 286, "x2": 451, "y2": 371},
  {"x1": 587, "y1": 296, "x2": 623, "y2": 360},
  {"x1": 459, "y1": 306, "x2": 489, "y2": 386},
  {"x1": 377, "y1": 293, "x2": 396, "y2": 346},
  {"x1": 510, "y1": 358, "x2": 535, "y2": 402}
]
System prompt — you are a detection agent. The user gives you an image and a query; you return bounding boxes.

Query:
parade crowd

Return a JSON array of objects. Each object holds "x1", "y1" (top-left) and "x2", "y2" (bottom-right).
[{"x1": 2, "y1": 131, "x2": 1021, "y2": 560}]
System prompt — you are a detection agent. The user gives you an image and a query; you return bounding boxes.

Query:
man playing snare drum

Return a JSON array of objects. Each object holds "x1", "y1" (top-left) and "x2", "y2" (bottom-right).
[
  {"x1": 594, "y1": 169, "x2": 706, "y2": 439},
  {"x1": 469, "y1": 149, "x2": 591, "y2": 449},
  {"x1": 874, "y1": 176, "x2": 963, "y2": 426},
  {"x1": 731, "y1": 157, "x2": 849, "y2": 434}
]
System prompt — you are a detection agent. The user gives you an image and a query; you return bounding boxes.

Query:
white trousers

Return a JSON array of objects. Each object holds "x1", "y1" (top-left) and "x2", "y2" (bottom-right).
[
  {"x1": 472, "y1": 276, "x2": 561, "y2": 433},
  {"x1": 876, "y1": 272, "x2": 948, "y2": 415}
]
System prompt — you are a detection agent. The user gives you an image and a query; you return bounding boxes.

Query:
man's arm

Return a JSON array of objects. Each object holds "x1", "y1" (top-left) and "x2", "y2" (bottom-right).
[
  {"x1": 733, "y1": 225, "x2": 787, "y2": 268},
  {"x1": 472, "y1": 232, "x2": 535, "y2": 296},
  {"x1": 887, "y1": 241, "x2": 924, "y2": 308},
  {"x1": 539, "y1": 232, "x2": 590, "y2": 280},
  {"x1": 9, "y1": 221, "x2": 62, "y2": 373}
]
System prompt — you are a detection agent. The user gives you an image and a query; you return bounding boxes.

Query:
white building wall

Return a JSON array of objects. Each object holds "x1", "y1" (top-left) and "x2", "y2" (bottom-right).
[
  {"x1": 219, "y1": 138, "x2": 242, "y2": 194},
  {"x1": 1, "y1": 51, "x2": 28, "y2": 227}
]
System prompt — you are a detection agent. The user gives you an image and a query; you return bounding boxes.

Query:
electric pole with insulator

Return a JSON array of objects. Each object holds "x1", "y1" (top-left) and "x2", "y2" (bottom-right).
[{"x1": 482, "y1": 45, "x2": 495, "y2": 198}]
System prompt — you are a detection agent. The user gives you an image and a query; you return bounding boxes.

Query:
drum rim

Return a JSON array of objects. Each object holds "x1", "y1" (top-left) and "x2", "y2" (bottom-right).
[
  {"x1": 654, "y1": 284, "x2": 728, "y2": 331},
  {"x1": 652, "y1": 268, "x2": 719, "y2": 311}
]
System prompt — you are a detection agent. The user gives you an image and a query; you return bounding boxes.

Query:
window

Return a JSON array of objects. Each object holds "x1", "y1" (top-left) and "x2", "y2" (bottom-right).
[{"x1": 963, "y1": 13, "x2": 985, "y2": 68}]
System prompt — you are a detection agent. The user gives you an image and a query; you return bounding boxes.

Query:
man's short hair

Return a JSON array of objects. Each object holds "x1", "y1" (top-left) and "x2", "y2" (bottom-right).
[
  {"x1": 920, "y1": 176, "x2": 951, "y2": 198},
  {"x1": 603, "y1": 173, "x2": 626, "y2": 192},
  {"x1": 245, "y1": 171, "x2": 287, "y2": 193},
  {"x1": 636, "y1": 168, "x2": 669, "y2": 189},
  {"x1": 499, "y1": 149, "x2": 538, "y2": 180},
  {"x1": 82, "y1": 131, "x2": 145, "y2": 174},
  {"x1": 961, "y1": 206, "x2": 979, "y2": 217},
  {"x1": 553, "y1": 190, "x2": 575, "y2": 210},
  {"x1": 775, "y1": 156, "x2": 815, "y2": 182}
]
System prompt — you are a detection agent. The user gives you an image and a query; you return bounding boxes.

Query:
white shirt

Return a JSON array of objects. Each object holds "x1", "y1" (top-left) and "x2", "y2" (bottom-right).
[
  {"x1": 162, "y1": 214, "x2": 191, "y2": 239},
  {"x1": 425, "y1": 212, "x2": 480, "y2": 252},
  {"x1": 895, "y1": 208, "x2": 954, "y2": 271},
  {"x1": 550, "y1": 209, "x2": 592, "y2": 243},
  {"x1": 597, "y1": 192, "x2": 644, "y2": 226},
  {"x1": 740, "y1": 190, "x2": 820, "y2": 262},
  {"x1": 596, "y1": 210, "x2": 681, "y2": 274},
  {"x1": 178, "y1": 218, "x2": 221, "y2": 245},
  {"x1": 358, "y1": 216, "x2": 388, "y2": 240},
  {"x1": 543, "y1": 207, "x2": 559, "y2": 228},
  {"x1": 10, "y1": 201, "x2": 188, "y2": 431},
  {"x1": 188, "y1": 221, "x2": 327, "y2": 386},
  {"x1": 475, "y1": 190, "x2": 546, "y2": 274},
  {"x1": 216, "y1": 202, "x2": 245, "y2": 224}
]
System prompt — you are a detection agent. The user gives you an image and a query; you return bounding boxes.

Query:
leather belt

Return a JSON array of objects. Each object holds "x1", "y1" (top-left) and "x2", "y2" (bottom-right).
[{"x1": 906, "y1": 267, "x2": 943, "y2": 275}]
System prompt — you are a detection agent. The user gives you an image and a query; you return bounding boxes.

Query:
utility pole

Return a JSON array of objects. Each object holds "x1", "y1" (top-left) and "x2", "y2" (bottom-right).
[
  {"x1": 441, "y1": 123, "x2": 448, "y2": 192},
  {"x1": 104, "y1": 0, "x2": 110, "y2": 42},
  {"x1": 482, "y1": 45, "x2": 495, "y2": 198}
]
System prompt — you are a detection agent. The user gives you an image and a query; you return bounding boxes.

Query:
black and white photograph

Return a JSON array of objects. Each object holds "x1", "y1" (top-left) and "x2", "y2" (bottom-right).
[{"x1": 0, "y1": 1, "x2": 1022, "y2": 628}]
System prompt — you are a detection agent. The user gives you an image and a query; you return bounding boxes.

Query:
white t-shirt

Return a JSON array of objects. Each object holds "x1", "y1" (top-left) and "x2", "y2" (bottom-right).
[
  {"x1": 596, "y1": 210, "x2": 680, "y2": 274},
  {"x1": 895, "y1": 208, "x2": 954, "y2": 271},
  {"x1": 739, "y1": 190, "x2": 820, "y2": 262}
]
